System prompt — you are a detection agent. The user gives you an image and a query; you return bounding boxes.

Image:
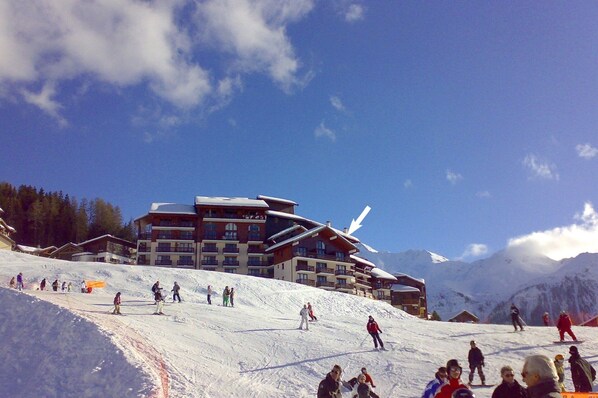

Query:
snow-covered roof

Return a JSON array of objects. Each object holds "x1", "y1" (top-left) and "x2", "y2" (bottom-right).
[
  {"x1": 266, "y1": 225, "x2": 327, "y2": 253},
  {"x1": 390, "y1": 284, "x2": 421, "y2": 293},
  {"x1": 266, "y1": 210, "x2": 360, "y2": 243},
  {"x1": 370, "y1": 268, "x2": 398, "y2": 281},
  {"x1": 149, "y1": 203, "x2": 197, "y2": 215},
  {"x1": 256, "y1": 195, "x2": 298, "y2": 206},
  {"x1": 16, "y1": 245, "x2": 39, "y2": 253},
  {"x1": 448, "y1": 310, "x2": 479, "y2": 321},
  {"x1": 394, "y1": 272, "x2": 425, "y2": 284},
  {"x1": 350, "y1": 254, "x2": 376, "y2": 268},
  {"x1": 267, "y1": 225, "x2": 307, "y2": 242},
  {"x1": 78, "y1": 234, "x2": 135, "y2": 247},
  {"x1": 195, "y1": 196, "x2": 268, "y2": 208}
]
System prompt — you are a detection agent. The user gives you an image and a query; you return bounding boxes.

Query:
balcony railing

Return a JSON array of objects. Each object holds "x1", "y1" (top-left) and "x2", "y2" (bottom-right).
[
  {"x1": 156, "y1": 247, "x2": 173, "y2": 252},
  {"x1": 248, "y1": 233, "x2": 262, "y2": 241},
  {"x1": 248, "y1": 246, "x2": 264, "y2": 253},
  {"x1": 174, "y1": 247, "x2": 194, "y2": 253},
  {"x1": 316, "y1": 267, "x2": 335, "y2": 275},
  {"x1": 202, "y1": 246, "x2": 218, "y2": 253},
  {"x1": 204, "y1": 233, "x2": 217, "y2": 240},
  {"x1": 223, "y1": 260, "x2": 240, "y2": 267},
  {"x1": 296, "y1": 264, "x2": 315, "y2": 272},
  {"x1": 335, "y1": 283, "x2": 355, "y2": 290},
  {"x1": 157, "y1": 234, "x2": 173, "y2": 240},
  {"x1": 201, "y1": 259, "x2": 218, "y2": 266},
  {"x1": 138, "y1": 246, "x2": 150, "y2": 253},
  {"x1": 296, "y1": 279, "x2": 315, "y2": 286},
  {"x1": 138, "y1": 233, "x2": 152, "y2": 240},
  {"x1": 177, "y1": 260, "x2": 194, "y2": 266},
  {"x1": 335, "y1": 270, "x2": 354, "y2": 277},
  {"x1": 223, "y1": 247, "x2": 239, "y2": 253},
  {"x1": 316, "y1": 281, "x2": 335, "y2": 288},
  {"x1": 155, "y1": 260, "x2": 173, "y2": 266},
  {"x1": 247, "y1": 260, "x2": 270, "y2": 267},
  {"x1": 355, "y1": 277, "x2": 370, "y2": 286}
]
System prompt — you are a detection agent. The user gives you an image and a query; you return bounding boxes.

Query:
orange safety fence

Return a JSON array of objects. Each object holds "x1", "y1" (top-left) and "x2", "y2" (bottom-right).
[
  {"x1": 562, "y1": 393, "x2": 598, "y2": 398},
  {"x1": 85, "y1": 280, "x2": 106, "y2": 288}
]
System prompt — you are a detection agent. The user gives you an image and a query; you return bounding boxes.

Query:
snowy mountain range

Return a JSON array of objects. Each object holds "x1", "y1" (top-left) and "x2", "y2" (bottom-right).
[{"x1": 356, "y1": 244, "x2": 598, "y2": 325}]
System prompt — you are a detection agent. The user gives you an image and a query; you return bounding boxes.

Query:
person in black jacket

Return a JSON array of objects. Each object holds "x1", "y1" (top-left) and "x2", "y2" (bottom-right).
[
  {"x1": 468, "y1": 340, "x2": 486, "y2": 385},
  {"x1": 318, "y1": 364, "x2": 342, "y2": 398},
  {"x1": 510, "y1": 304, "x2": 524, "y2": 331},
  {"x1": 492, "y1": 365, "x2": 527, "y2": 398},
  {"x1": 569, "y1": 346, "x2": 596, "y2": 392}
]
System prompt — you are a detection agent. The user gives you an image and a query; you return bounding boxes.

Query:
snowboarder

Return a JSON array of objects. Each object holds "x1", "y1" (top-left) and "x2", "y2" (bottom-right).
[
  {"x1": 16, "y1": 272, "x2": 23, "y2": 291},
  {"x1": 207, "y1": 284, "x2": 212, "y2": 305},
  {"x1": 355, "y1": 373, "x2": 380, "y2": 398},
  {"x1": 317, "y1": 364, "x2": 343, "y2": 398},
  {"x1": 510, "y1": 304, "x2": 524, "y2": 331},
  {"x1": 491, "y1": 365, "x2": 526, "y2": 398},
  {"x1": 40, "y1": 278, "x2": 46, "y2": 291},
  {"x1": 171, "y1": 282, "x2": 181, "y2": 303},
  {"x1": 223, "y1": 286, "x2": 230, "y2": 307},
  {"x1": 421, "y1": 367, "x2": 447, "y2": 398},
  {"x1": 543, "y1": 312, "x2": 550, "y2": 326},
  {"x1": 554, "y1": 354, "x2": 565, "y2": 392},
  {"x1": 556, "y1": 311, "x2": 577, "y2": 342},
  {"x1": 61, "y1": 281, "x2": 67, "y2": 292},
  {"x1": 80, "y1": 280, "x2": 86, "y2": 293},
  {"x1": 113, "y1": 292, "x2": 122, "y2": 315},
  {"x1": 521, "y1": 354, "x2": 562, "y2": 398},
  {"x1": 299, "y1": 304, "x2": 309, "y2": 330},
  {"x1": 9, "y1": 276, "x2": 15, "y2": 289},
  {"x1": 568, "y1": 346, "x2": 596, "y2": 392},
  {"x1": 468, "y1": 340, "x2": 486, "y2": 386},
  {"x1": 230, "y1": 287, "x2": 235, "y2": 307},
  {"x1": 366, "y1": 316, "x2": 384, "y2": 350},
  {"x1": 308, "y1": 302, "x2": 318, "y2": 321},
  {"x1": 52, "y1": 279, "x2": 59, "y2": 292},
  {"x1": 154, "y1": 288, "x2": 165, "y2": 315},
  {"x1": 435, "y1": 359, "x2": 469, "y2": 398}
]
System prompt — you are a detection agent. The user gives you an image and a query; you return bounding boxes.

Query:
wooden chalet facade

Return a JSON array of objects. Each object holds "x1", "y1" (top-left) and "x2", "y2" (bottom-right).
[
  {"x1": 0, "y1": 207, "x2": 16, "y2": 251},
  {"x1": 448, "y1": 310, "x2": 479, "y2": 323},
  {"x1": 49, "y1": 235, "x2": 135, "y2": 264},
  {"x1": 391, "y1": 273, "x2": 427, "y2": 318}
]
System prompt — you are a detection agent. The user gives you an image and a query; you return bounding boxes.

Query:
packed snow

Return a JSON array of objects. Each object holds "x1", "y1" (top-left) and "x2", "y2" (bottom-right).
[{"x1": 0, "y1": 250, "x2": 595, "y2": 398}]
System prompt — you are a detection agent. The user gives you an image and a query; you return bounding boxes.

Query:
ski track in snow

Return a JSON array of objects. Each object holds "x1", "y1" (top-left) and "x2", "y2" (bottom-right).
[{"x1": 0, "y1": 250, "x2": 596, "y2": 398}]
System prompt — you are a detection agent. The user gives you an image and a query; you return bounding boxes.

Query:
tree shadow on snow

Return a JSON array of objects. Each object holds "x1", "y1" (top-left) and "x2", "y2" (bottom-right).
[{"x1": 239, "y1": 349, "x2": 373, "y2": 374}]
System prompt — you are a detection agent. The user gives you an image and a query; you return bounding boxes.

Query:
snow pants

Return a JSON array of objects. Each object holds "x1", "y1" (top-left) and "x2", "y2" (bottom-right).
[
  {"x1": 173, "y1": 293, "x2": 181, "y2": 303},
  {"x1": 558, "y1": 327, "x2": 577, "y2": 341},
  {"x1": 469, "y1": 365, "x2": 485, "y2": 384},
  {"x1": 17, "y1": 282, "x2": 23, "y2": 291},
  {"x1": 299, "y1": 316, "x2": 309, "y2": 330},
  {"x1": 370, "y1": 332, "x2": 384, "y2": 349},
  {"x1": 113, "y1": 304, "x2": 121, "y2": 314},
  {"x1": 223, "y1": 296, "x2": 229, "y2": 307},
  {"x1": 512, "y1": 316, "x2": 524, "y2": 330},
  {"x1": 230, "y1": 296, "x2": 234, "y2": 307},
  {"x1": 155, "y1": 300, "x2": 164, "y2": 314},
  {"x1": 207, "y1": 294, "x2": 211, "y2": 305}
]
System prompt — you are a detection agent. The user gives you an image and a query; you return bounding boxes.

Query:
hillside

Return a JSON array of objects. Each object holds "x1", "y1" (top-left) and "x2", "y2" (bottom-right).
[{"x1": 1, "y1": 250, "x2": 595, "y2": 397}]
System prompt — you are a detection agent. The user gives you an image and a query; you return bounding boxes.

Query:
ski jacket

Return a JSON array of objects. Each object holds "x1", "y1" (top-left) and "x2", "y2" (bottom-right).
[
  {"x1": 223, "y1": 287, "x2": 230, "y2": 297},
  {"x1": 526, "y1": 378, "x2": 562, "y2": 398},
  {"x1": 468, "y1": 347, "x2": 485, "y2": 367},
  {"x1": 114, "y1": 294, "x2": 121, "y2": 305},
  {"x1": 543, "y1": 314, "x2": 550, "y2": 325},
  {"x1": 433, "y1": 377, "x2": 467, "y2": 398},
  {"x1": 317, "y1": 373, "x2": 342, "y2": 398},
  {"x1": 491, "y1": 380, "x2": 527, "y2": 398},
  {"x1": 154, "y1": 290, "x2": 163, "y2": 301},
  {"x1": 569, "y1": 354, "x2": 596, "y2": 392},
  {"x1": 172, "y1": 283, "x2": 180, "y2": 293},
  {"x1": 422, "y1": 375, "x2": 444, "y2": 398},
  {"x1": 554, "y1": 361, "x2": 565, "y2": 383},
  {"x1": 510, "y1": 305, "x2": 520, "y2": 320},
  {"x1": 357, "y1": 383, "x2": 380, "y2": 398},
  {"x1": 300, "y1": 307, "x2": 309, "y2": 318},
  {"x1": 367, "y1": 320, "x2": 381, "y2": 334},
  {"x1": 207, "y1": 286, "x2": 212, "y2": 295},
  {"x1": 363, "y1": 373, "x2": 375, "y2": 387},
  {"x1": 557, "y1": 314, "x2": 572, "y2": 330},
  {"x1": 17, "y1": 274, "x2": 22, "y2": 283},
  {"x1": 151, "y1": 283, "x2": 160, "y2": 293}
]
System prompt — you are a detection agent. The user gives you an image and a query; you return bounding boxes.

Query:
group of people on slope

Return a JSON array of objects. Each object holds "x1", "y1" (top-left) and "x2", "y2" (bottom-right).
[
  {"x1": 150, "y1": 280, "x2": 182, "y2": 315},
  {"x1": 222, "y1": 285, "x2": 235, "y2": 307},
  {"x1": 298, "y1": 302, "x2": 318, "y2": 330},
  {"x1": 8, "y1": 272, "x2": 24, "y2": 291},
  {"x1": 318, "y1": 364, "x2": 379, "y2": 398},
  {"x1": 512, "y1": 304, "x2": 579, "y2": 344},
  {"x1": 10, "y1": 273, "x2": 85, "y2": 293}
]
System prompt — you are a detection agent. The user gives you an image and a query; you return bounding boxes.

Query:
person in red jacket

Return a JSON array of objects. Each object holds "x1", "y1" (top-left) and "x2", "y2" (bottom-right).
[
  {"x1": 112, "y1": 292, "x2": 122, "y2": 315},
  {"x1": 366, "y1": 316, "x2": 384, "y2": 350},
  {"x1": 435, "y1": 359, "x2": 470, "y2": 398},
  {"x1": 556, "y1": 311, "x2": 577, "y2": 342}
]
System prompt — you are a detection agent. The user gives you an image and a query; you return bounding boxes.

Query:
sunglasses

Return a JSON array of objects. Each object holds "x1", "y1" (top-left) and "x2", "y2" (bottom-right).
[
  {"x1": 504, "y1": 373, "x2": 515, "y2": 378},
  {"x1": 450, "y1": 367, "x2": 461, "y2": 372}
]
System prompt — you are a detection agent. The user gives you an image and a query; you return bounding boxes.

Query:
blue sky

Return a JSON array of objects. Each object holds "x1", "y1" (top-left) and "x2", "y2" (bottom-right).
[{"x1": 2, "y1": 1, "x2": 598, "y2": 261}]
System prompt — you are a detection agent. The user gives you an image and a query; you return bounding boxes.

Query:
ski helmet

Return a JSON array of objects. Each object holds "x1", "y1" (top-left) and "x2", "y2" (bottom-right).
[
  {"x1": 452, "y1": 388, "x2": 475, "y2": 398},
  {"x1": 446, "y1": 359, "x2": 462, "y2": 372}
]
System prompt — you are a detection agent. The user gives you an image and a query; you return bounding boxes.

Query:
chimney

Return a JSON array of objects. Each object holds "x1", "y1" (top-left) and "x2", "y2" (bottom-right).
[
  {"x1": 326, "y1": 221, "x2": 331, "y2": 227},
  {"x1": 343, "y1": 227, "x2": 348, "y2": 234}
]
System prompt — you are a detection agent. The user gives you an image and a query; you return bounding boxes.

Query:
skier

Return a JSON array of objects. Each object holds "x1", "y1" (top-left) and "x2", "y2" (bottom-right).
[
  {"x1": 67, "y1": 282, "x2": 72, "y2": 292},
  {"x1": 366, "y1": 316, "x2": 384, "y2": 350},
  {"x1": 113, "y1": 292, "x2": 122, "y2": 315},
  {"x1": 230, "y1": 287, "x2": 235, "y2": 307},
  {"x1": 61, "y1": 281, "x2": 67, "y2": 292},
  {"x1": 151, "y1": 280, "x2": 160, "y2": 302},
  {"x1": 468, "y1": 340, "x2": 486, "y2": 386},
  {"x1": 347, "y1": 367, "x2": 377, "y2": 390},
  {"x1": 510, "y1": 304, "x2": 524, "y2": 331},
  {"x1": 299, "y1": 304, "x2": 309, "y2": 330},
  {"x1": 554, "y1": 354, "x2": 565, "y2": 392},
  {"x1": 9, "y1": 276, "x2": 15, "y2": 289},
  {"x1": 154, "y1": 287, "x2": 165, "y2": 315},
  {"x1": 543, "y1": 312, "x2": 550, "y2": 326},
  {"x1": 40, "y1": 278, "x2": 46, "y2": 291},
  {"x1": 491, "y1": 365, "x2": 526, "y2": 398},
  {"x1": 207, "y1": 284, "x2": 212, "y2": 305},
  {"x1": 223, "y1": 286, "x2": 230, "y2": 307},
  {"x1": 421, "y1": 367, "x2": 447, "y2": 398},
  {"x1": 355, "y1": 373, "x2": 380, "y2": 398},
  {"x1": 556, "y1": 311, "x2": 577, "y2": 342},
  {"x1": 317, "y1": 364, "x2": 343, "y2": 398},
  {"x1": 52, "y1": 279, "x2": 59, "y2": 292},
  {"x1": 16, "y1": 272, "x2": 24, "y2": 291},
  {"x1": 171, "y1": 282, "x2": 181, "y2": 303},
  {"x1": 568, "y1": 346, "x2": 596, "y2": 392},
  {"x1": 81, "y1": 280, "x2": 87, "y2": 293},
  {"x1": 308, "y1": 302, "x2": 318, "y2": 321},
  {"x1": 435, "y1": 359, "x2": 469, "y2": 398}
]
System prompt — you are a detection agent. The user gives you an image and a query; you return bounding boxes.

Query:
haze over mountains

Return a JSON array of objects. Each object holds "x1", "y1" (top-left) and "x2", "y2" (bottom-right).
[{"x1": 356, "y1": 244, "x2": 598, "y2": 325}]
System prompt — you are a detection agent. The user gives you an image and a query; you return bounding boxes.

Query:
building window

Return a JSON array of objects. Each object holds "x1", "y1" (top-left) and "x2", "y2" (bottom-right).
[
  {"x1": 336, "y1": 278, "x2": 347, "y2": 286},
  {"x1": 336, "y1": 252, "x2": 345, "y2": 261},
  {"x1": 178, "y1": 256, "x2": 193, "y2": 265},
  {"x1": 316, "y1": 241, "x2": 325, "y2": 255},
  {"x1": 317, "y1": 276, "x2": 327, "y2": 284},
  {"x1": 225, "y1": 223, "x2": 238, "y2": 240},
  {"x1": 336, "y1": 264, "x2": 346, "y2": 272},
  {"x1": 377, "y1": 290, "x2": 385, "y2": 299},
  {"x1": 248, "y1": 269, "x2": 260, "y2": 276},
  {"x1": 248, "y1": 224, "x2": 261, "y2": 240},
  {"x1": 297, "y1": 273, "x2": 308, "y2": 281},
  {"x1": 224, "y1": 268, "x2": 237, "y2": 274},
  {"x1": 177, "y1": 243, "x2": 193, "y2": 253},
  {"x1": 316, "y1": 262, "x2": 326, "y2": 271},
  {"x1": 157, "y1": 243, "x2": 171, "y2": 252},
  {"x1": 204, "y1": 223, "x2": 216, "y2": 239},
  {"x1": 296, "y1": 247, "x2": 307, "y2": 257},
  {"x1": 180, "y1": 231, "x2": 193, "y2": 240}
]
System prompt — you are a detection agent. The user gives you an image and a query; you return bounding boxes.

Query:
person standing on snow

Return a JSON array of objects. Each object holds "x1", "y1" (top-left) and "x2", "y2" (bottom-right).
[
  {"x1": 151, "y1": 281, "x2": 160, "y2": 302},
  {"x1": 543, "y1": 312, "x2": 551, "y2": 326},
  {"x1": 230, "y1": 287, "x2": 235, "y2": 307},
  {"x1": 52, "y1": 279, "x2": 59, "y2": 292},
  {"x1": 421, "y1": 367, "x2": 447, "y2": 398},
  {"x1": 113, "y1": 292, "x2": 122, "y2": 315},
  {"x1": 554, "y1": 354, "x2": 566, "y2": 392},
  {"x1": 9, "y1": 276, "x2": 15, "y2": 289},
  {"x1": 435, "y1": 359, "x2": 470, "y2": 398},
  {"x1": 223, "y1": 286, "x2": 230, "y2": 307},
  {"x1": 568, "y1": 346, "x2": 596, "y2": 392},
  {"x1": 40, "y1": 278, "x2": 47, "y2": 291},
  {"x1": 348, "y1": 367, "x2": 377, "y2": 390},
  {"x1": 317, "y1": 364, "x2": 343, "y2": 398},
  {"x1": 308, "y1": 302, "x2": 318, "y2": 321},
  {"x1": 16, "y1": 272, "x2": 24, "y2": 291},
  {"x1": 61, "y1": 281, "x2": 67, "y2": 292},
  {"x1": 207, "y1": 285, "x2": 212, "y2": 305},
  {"x1": 556, "y1": 311, "x2": 577, "y2": 342},
  {"x1": 154, "y1": 288, "x2": 165, "y2": 315},
  {"x1": 366, "y1": 316, "x2": 384, "y2": 350},
  {"x1": 299, "y1": 304, "x2": 309, "y2": 330},
  {"x1": 171, "y1": 282, "x2": 181, "y2": 303},
  {"x1": 468, "y1": 340, "x2": 486, "y2": 386},
  {"x1": 67, "y1": 282, "x2": 72, "y2": 292},
  {"x1": 491, "y1": 365, "x2": 527, "y2": 398},
  {"x1": 355, "y1": 373, "x2": 380, "y2": 398},
  {"x1": 510, "y1": 304, "x2": 524, "y2": 331},
  {"x1": 80, "y1": 280, "x2": 86, "y2": 293}
]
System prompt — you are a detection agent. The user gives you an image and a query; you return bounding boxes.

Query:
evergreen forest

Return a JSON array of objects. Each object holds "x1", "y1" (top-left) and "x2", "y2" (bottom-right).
[{"x1": 0, "y1": 182, "x2": 136, "y2": 248}]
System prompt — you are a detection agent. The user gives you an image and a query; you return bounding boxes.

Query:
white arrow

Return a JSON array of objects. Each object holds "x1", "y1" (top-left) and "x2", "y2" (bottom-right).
[{"x1": 348, "y1": 205, "x2": 371, "y2": 235}]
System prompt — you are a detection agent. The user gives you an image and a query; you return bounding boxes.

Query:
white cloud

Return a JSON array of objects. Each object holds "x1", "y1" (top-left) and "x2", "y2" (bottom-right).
[
  {"x1": 21, "y1": 82, "x2": 67, "y2": 127},
  {"x1": 330, "y1": 95, "x2": 345, "y2": 111},
  {"x1": 459, "y1": 243, "x2": 488, "y2": 260},
  {"x1": 344, "y1": 4, "x2": 365, "y2": 22},
  {"x1": 446, "y1": 169, "x2": 463, "y2": 185},
  {"x1": 576, "y1": 143, "x2": 598, "y2": 159},
  {"x1": 506, "y1": 202, "x2": 598, "y2": 260},
  {"x1": 314, "y1": 121, "x2": 336, "y2": 142},
  {"x1": 404, "y1": 179, "x2": 413, "y2": 189},
  {"x1": 522, "y1": 154, "x2": 559, "y2": 180},
  {"x1": 476, "y1": 191, "x2": 491, "y2": 198}
]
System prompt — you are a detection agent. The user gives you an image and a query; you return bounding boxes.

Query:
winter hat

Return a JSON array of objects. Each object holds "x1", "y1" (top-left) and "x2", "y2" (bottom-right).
[
  {"x1": 555, "y1": 354, "x2": 564, "y2": 361},
  {"x1": 569, "y1": 346, "x2": 578, "y2": 354},
  {"x1": 446, "y1": 359, "x2": 462, "y2": 371},
  {"x1": 452, "y1": 388, "x2": 475, "y2": 398}
]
